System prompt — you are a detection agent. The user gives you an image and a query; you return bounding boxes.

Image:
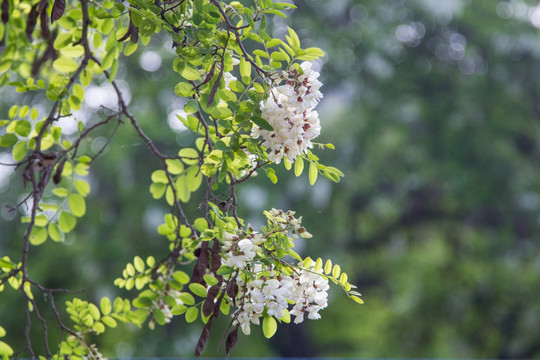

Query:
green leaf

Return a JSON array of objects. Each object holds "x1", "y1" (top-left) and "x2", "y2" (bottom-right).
[
  {"x1": 100, "y1": 297, "x2": 112, "y2": 315},
  {"x1": 48, "y1": 223, "x2": 63, "y2": 242},
  {"x1": 179, "y1": 292, "x2": 195, "y2": 305},
  {"x1": 308, "y1": 162, "x2": 318, "y2": 185},
  {"x1": 149, "y1": 182, "x2": 166, "y2": 199},
  {"x1": 185, "y1": 306, "x2": 198, "y2": 323},
  {"x1": 270, "y1": 50, "x2": 290, "y2": 62},
  {"x1": 262, "y1": 315, "x2": 277, "y2": 338},
  {"x1": 14, "y1": 120, "x2": 31, "y2": 137},
  {"x1": 239, "y1": 57, "x2": 251, "y2": 79},
  {"x1": 101, "y1": 315, "x2": 117, "y2": 327},
  {"x1": 53, "y1": 57, "x2": 79, "y2": 73},
  {"x1": 252, "y1": 116, "x2": 273, "y2": 131},
  {"x1": 184, "y1": 99, "x2": 199, "y2": 114},
  {"x1": 75, "y1": 179, "x2": 91, "y2": 196},
  {"x1": 0, "y1": 133, "x2": 18, "y2": 147},
  {"x1": 69, "y1": 194, "x2": 86, "y2": 217},
  {"x1": 174, "y1": 82, "x2": 194, "y2": 97},
  {"x1": 173, "y1": 271, "x2": 190, "y2": 284},
  {"x1": 133, "y1": 256, "x2": 145, "y2": 272},
  {"x1": 324, "y1": 259, "x2": 332, "y2": 274},
  {"x1": 171, "y1": 304, "x2": 188, "y2": 315},
  {"x1": 151, "y1": 170, "x2": 168, "y2": 184},
  {"x1": 178, "y1": 148, "x2": 199, "y2": 165},
  {"x1": 179, "y1": 62, "x2": 201, "y2": 81},
  {"x1": 265, "y1": 167, "x2": 278, "y2": 184},
  {"x1": 58, "y1": 211, "x2": 77, "y2": 232},
  {"x1": 88, "y1": 303, "x2": 101, "y2": 320},
  {"x1": 216, "y1": 265, "x2": 234, "y2": 275},
  {"x1": 12, "y1": 141, "x2": 27, "y2": 161},
  {"x1": 30, "y1": 227, "x2": 48, "y2": 246},
  {"x1": 203, "y1": 274, "x2": 219, "y2": 286},
  {"x1": 0, "y1": 340, "x2": 14, "y2": 356},
  {"x1": 294, "y1": 157, "x2": 304, "y2": 177},
  {"x1": 189, "y1": 283, "x2": 207, "y2": 298}
]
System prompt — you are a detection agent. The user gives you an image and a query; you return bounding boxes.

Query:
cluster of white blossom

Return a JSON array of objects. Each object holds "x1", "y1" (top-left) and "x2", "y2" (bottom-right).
[
  {"x1": 232, "y1": 263, "x2": 329, "y2": 335},
  {"x1": 251, "y1": 62, "x2": 323, "y2": 164},
  {"x1": 221, "y1": 232, "x2": 265, "y2": 269},
  {"x1": 222, "y1": 210, "x2": 328, "y2": 335}
]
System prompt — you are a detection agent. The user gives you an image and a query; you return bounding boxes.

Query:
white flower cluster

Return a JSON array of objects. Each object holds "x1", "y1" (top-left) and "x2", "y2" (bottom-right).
[
  {"x1": 251, "y1": 61, "x2": 323, "y2": 164},
  {"x1": 221, "y1": 232, "x2": 265, "y2": 269},
  {"x1": 233, "y1": 264, "x2": 329, "y2": 335}
]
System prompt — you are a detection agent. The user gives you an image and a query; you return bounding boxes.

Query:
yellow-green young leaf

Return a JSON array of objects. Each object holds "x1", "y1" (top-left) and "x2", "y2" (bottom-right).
[
  {"x1": 53, "y1": 57, "x2": 79, "y2": 73},
  {"x1": 282, "y1": 158, "x2": 292, "y2": 170},
  {"x1": 58, "y1": 211, "x2": 77, "y2": 232},
  {"x1": 220, "y1": 299, "x2": 230, "y2": 315},
  {"x1": 184, "y1": 99, "x2": 199, "y2": 114},
  {"x1": 308, "y1": 162, "x2": 318, "y2": 185},
  {"x1": 12, "y1": 141, "x2": 27, "y2": 161},
  {"x1": 265, "y1": 168, "x2": 278, "y2": 184},
  {"x1": 270, "y1": 51, "x2": 289, "y2": 62},
  {"x1": 88, "y1": 303, "x2": 101, "y2": 320},
  {"x1": 124, "y1": 42, "x2": 138, "y2": 56},
  {"x1": 189, "y1": 283, "x2": 207, "y2": 298},
  {"x1": 100, "y1": 297, "x2": 112, "y2": 315},
  {"x1": 186, "y1": 165, "x2": 203, "y2": 192},
  {"x1": 324, "y1": 259, "x2": 332, "y2": 274},
  {"x1": 175, "y1": 175, "x2": 190, "y2": 203},
  {"x1": 74, "y1": 179, "x2": 90, "y2": 196},
  {"x1": 0, "y1": 326, "x2": 5, "y2": 337},
  {"x1": 303, "y1": 257, "x2": 313, "y2": 268},
  {"x1": 179, "y1": 62, "x2": 200, "y2": 81},
  {"x1": 0, "y1": 340, "x2": 14, "y2": 356},
  {"x1": 30, "y1": 227, "x2": 48, "y2": 246},
  {"x1": 203, "y1": 274, "x2": 219, "y2": 286},
  {"x1": 133, "y1": 256, "x2": 145, "y2": 272},
  {"x1": 314, "y1": 258, "x2": 323, "y2": 272},
  {"x1": 339, "y1": 272, "x2": 348, "y2": 284},
  {"x1": 280, "y1": 309, "x2": 291, "y2": 323},
  {"x1": 151, "y1": 169, "x2": 168, "y2": 184},
  {"x1": 179, "y1": 292, "x2": 195, "y2": 305},
  {"x1": 80, "y1": 69, "x2": 93, "y2": 87},
  {"x1": 174, "y1": 82, "x2": 194, "y2": 97},
  {"x1": 239, "y1": 57, "x2": 251, "y2": 79},
  {"x1": 93, "y1": 321, "x2": 105, "y2": 333},
  {"x1": 294, "y1": 157, "x2": 304, "y2": 177},
  {"x1": 287, "y1": 27, "x2": 301, "y2": 49},
  {"x1": 165, "y1": 158, "x2": 184, "y2": 175},
  {"x1": 185, "y1": 306, "x2": 198, "y2": 323},
  {"x1": 262, "y1": 316, "x2": 277, "y2": 338},
  {"x1": 174, "y1": 270, "x2": 190, "y2": 284},
  {"x1": 178, "y1": 148, "x2": 199, "y2": 165},
  {"x1": 69, "y1": 194, "x2": 86, "y2": 217},
  {"x1": 332, "y1": 264, "x2": 341, "y2": 278},
  {"x1": 48, "y1": 223, "x2": 63, "y2": 242},
  {"x1": 126, "y1": 263, "x2": 135, "y2": 276},
  {"x1": 146, "y1": 256, "x2": 155, "y2": 267},
  {"x1": 171, "y1": 304, "x2": 188, "y2": 315},
  {"x1": 113, "y1": 297, "x2": 123, "y2": 313},
  {"x1": 351, "y1": 295, "x2": 364, "y2": 304},
  {"x1": 101, "y1": 315, "x2": 117, "y2": 327}
]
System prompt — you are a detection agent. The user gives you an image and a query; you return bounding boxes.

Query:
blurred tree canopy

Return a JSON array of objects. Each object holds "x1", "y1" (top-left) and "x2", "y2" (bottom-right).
[{"x1": 2, "y1": 0, "x2": 540, "y2": 358}]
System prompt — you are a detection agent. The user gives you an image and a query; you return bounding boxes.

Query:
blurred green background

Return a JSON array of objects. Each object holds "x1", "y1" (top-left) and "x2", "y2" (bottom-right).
[{"x1": 2, "y1": 0, "x2": 540, "y2": 358}]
